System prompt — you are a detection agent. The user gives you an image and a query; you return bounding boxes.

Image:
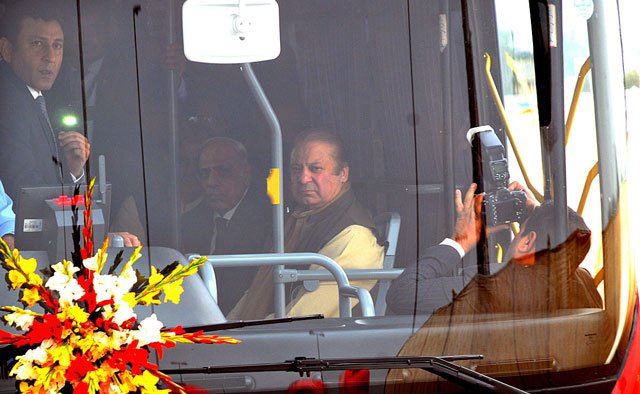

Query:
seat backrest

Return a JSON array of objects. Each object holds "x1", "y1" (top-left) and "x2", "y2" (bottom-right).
[
  {"x1": 110, "y1": 246, "x2": 226, "y2": 326},
  {"x1": 373, "y1": 212, "x2": 401, "y2": 315}
]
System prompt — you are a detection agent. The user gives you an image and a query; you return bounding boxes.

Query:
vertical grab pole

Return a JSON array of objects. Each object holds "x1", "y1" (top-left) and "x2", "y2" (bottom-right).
[
  {"x1": 168, "y1": 0, "x2": 181, "y2": 248},
  {"x1": 241, "y1": 63, "x2": 286, "y2": 317}
]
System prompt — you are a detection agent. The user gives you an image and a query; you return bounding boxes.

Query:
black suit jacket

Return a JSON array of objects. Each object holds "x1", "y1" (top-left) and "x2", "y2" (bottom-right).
[
  {"x1": 385, "y1": 244, "x2": 466, "y2": 315},
  {"x1": 181, "y1": 188, "x2": 272, "y2": 314},
  {"x1": 0, "y1": 63, "x2": 64, "y2": 200}
]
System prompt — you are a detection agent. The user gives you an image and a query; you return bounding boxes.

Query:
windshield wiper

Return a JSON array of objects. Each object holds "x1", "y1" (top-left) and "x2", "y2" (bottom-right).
[
  {"x1": 161, "y1": 355, "x2": 529, "y2": 394},
  {"x1": 178, "y1": 314, "x2": 324, "y2": 333}
]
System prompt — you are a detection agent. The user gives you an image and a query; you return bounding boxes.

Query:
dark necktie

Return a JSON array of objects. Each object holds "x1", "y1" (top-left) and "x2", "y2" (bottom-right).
[
  {"x1": 35, "y1": 95, "x2": 59, "y2": 160},
  {"x1": 211, "y1": 216, "x2": 229, "y2": 253}
]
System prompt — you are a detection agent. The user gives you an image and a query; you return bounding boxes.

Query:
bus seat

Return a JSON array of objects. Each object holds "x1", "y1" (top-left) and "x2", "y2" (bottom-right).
[
  {"x1": 111, "y1": 247, "x2": 226, "y2": 326},
  {"x1": 373, "y1": 212, "x2": 401, "y2": 315}
]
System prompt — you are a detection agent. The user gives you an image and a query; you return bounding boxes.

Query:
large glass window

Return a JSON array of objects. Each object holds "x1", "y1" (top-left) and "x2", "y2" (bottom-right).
[{"x1": 0, "y1": 0, "x2": 634, "y2": 392}]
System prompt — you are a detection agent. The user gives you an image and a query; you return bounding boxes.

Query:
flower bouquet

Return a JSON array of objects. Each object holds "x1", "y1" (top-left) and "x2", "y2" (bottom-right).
[{"x1": 0, "y1": 179, "x2": 238, "y2": 393}]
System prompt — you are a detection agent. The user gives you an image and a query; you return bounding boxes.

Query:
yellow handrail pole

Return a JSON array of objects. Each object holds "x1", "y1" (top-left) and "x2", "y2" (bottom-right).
[
  {"x1": 484, "y1": 53, "x2": 544, "y2": 202},
  {"x1": 566, "y1": 57, "x2": 592, "y2": 145},
  {"x1": 577, "y1": 162, "x2": 599, "y2": 216}
]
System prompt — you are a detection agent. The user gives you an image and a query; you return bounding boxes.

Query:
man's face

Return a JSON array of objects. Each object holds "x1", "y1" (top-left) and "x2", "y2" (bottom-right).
[
  {"x1": 197, "y1": 142, "x2": 250, "y2": 213},
  {"x1": 2, "y1": 17, "x2": 64, "y2": 91},
  {"x1": 290, "y1": 141, "x2": 348, "y2": 210}
]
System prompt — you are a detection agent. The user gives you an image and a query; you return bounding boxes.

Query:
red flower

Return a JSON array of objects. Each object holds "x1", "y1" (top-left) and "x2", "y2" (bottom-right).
[
  {"x1": 77, "y1": 274, "x2": 97, "y2": 313},
  {"x1": 175, "y1": 385, "x2": 208, "y2": 394},
  {"x1": 20, "y1": 314, "x2": 63, "y2": 346},
  {"x1": 37, "y1": 285, "x2": 60, "y2": 310},
  {"x1": 73, "y1": 381, "x2": 90, "y2": 394},
  {"x1": 288, "y1": 379, "x2": 326, "y2": 394},
  {"x1": 0, "y1": 329, "x2": 23, "y2": 345},
  {"x1": 65, "y1": 355, "x2": 96, "y2": 383},
  {"x1": 106, "y1": 341, "x2": 154, "y2": 374},
  {"x1": 339, "y1": 370, "x2": 369, "y2": 394},
  {"x1": 148, "y1": 340, "x2": 175, "y2": 360}
]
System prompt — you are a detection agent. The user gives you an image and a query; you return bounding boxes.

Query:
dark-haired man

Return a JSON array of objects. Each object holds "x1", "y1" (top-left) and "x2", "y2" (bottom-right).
[
  {"x1": 0, "y1": 0, "x2": 90, "y2": 199},
  {"x1": 228, "y1": 130, "x2": 384, "y2": 319},
  {"x1": 386, "y1": 183, "x2": 602, "y2": 314}
]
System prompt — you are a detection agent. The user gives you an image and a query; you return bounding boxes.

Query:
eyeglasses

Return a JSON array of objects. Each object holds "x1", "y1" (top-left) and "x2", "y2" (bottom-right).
[{"x1": 196, "y1": 165, "x2": 233, "y2": 181}]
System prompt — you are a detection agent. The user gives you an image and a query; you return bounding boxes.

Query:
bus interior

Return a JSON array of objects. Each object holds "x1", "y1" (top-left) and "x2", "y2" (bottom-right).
[{"x1": 0, "y1": 0, "x2": 638, "y2": 392}]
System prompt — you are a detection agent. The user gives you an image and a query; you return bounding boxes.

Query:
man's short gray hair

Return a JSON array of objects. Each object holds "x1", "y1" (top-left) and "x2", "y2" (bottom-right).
[{"x1": 201, "y1": 137, "x2": 249, "y2": 167}]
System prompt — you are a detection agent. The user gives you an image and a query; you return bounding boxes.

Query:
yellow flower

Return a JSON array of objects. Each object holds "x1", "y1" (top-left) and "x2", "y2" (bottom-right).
[
  {"x1": 116, "y1": 370, "x2": 138, "y2": 393},
  {"x1": 138, "y1": 290, "x2": 162, "y2": 306},
  {"x1": 59, "y1": 304, "x2": 90, "y2": 324},
  {"x1": 85, "y1": 368, "x2": 110, "y2": 392},
  {"x1": 7, "y1": 269, "x2": 26, "y2": 288},
  {"x1": 21, "y1": 287, "x2": 41, "y2": 307},
  {"x1": 18, "y1": 381, "x2": 42, "y2": 394},
  {"x1": 162, "y1": 278, "x2": 184, "y2": 304},
  {"x1": 75, "y1": 332, "x2": 111, "y2": 360},
  {"x1": 33, "y1": 365, "x2": 54, "y2": 389},
  {"x1": 132, "y1": 370, "x2": 171, "y2": 393},
  {"x1": 17, "y1": 256, "x2": 37, "y2": 275},
  {"x1": 122, "y1": 292, "x2": 137, "y2": 308},
  {"x1": 95, "y1": 238, "x2": 110, "y2": 274},
  {"x1": 27, "y1": 272, "x2": 43, "y2": 286},
  {"x1": 148, "y1": 266, "x2": 164, "y2": 287},
  {"x1": 44, "y1": 343, "x2": 72, "y2": 369}
]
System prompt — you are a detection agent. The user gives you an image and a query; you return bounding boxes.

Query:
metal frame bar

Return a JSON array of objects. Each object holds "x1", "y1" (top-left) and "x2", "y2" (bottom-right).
[{"x1": 194, "y1": 253, "x2": 377, "y2": 318}]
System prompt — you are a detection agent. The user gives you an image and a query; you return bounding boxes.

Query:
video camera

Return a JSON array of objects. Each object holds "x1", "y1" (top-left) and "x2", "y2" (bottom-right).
[{"x1": 467, "y1": 125, "x2": 527, "y2": 226}]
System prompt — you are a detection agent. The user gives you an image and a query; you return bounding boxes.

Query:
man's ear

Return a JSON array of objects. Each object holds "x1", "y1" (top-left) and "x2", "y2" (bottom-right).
[
  {"x1": 339, "y1": 165, "x2": 349, "y2": 183},
  {"x1": 241, "y1": 166, "x2": 251, "y2": 187},
  {"x1": 0, "y1": 38, "x2": 13, "y2": 63},
  {"x1": 516, "y1": 230, "x2": 537, "y2": 255}
]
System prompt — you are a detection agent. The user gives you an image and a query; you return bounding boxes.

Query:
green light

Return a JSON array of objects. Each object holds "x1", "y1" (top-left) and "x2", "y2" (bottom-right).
[{"x1": 61, "y1": 114, "x2": 78, "y2": 128}]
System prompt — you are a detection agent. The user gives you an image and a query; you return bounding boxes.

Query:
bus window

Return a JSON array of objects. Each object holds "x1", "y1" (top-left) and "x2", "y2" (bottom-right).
[{"x1": 1, "y1": 1, "x2": 637, "y2": 393}]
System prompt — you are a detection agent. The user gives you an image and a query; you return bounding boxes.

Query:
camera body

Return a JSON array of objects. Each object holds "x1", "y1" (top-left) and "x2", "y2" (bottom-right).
[
  {"x1": 468, "y1": 126, "x2": 527, "y2": 226},
  {"x1": 484, "y1": 187, "x2": 527, "y2": 226}
]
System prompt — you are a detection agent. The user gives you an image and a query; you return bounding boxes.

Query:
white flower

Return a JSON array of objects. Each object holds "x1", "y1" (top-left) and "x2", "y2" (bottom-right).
[
  {"x1": 93, "y1": 274, "x2": 118, "y2": 304},
  {"x1": 57, "y1": 279, "x2": 85, "y2": 306},
  {"x1": 5, "y1": 312, "x2": 34, "y2": 330},
  {"x1": 82, "y1": 255, "x2": 99, "y2": 271},
  {"x1": 45, "y1": 261, "x2": 85, "y2": 305},
  {"x1": 11, "y1": 360, "x2": 38, "y2": 380},
  {"x1": 23, "y1": 346, "x2": 48, "y2": 365},
  {"x1": 110, "y1": 330, "x2": 129, "y2": 349},
  {"x1": 134, "y1": 314, "x2": 164, "y2": 346},
  {"x1": 120, "y1": 266, "x2": 138, "y2": 290},
  {"x1": 50, "y1": 260, "x2": 80, "y2": 277},
  {"x1": 93, "y1": 272, "x2": 136, "y2": 304},
  {"x1": 111, "y1": 303, "x2": 136, "y2": 326}
]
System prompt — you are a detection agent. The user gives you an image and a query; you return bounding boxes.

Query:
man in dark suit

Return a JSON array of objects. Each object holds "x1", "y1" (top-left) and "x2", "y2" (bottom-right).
[
  {"x1": 0, "y1": 1, "x2": 90, "y2": 200},
  {"x1": 386, "y1": 183, "x2": 602, "y2": 315},
  {"x1": 181, "y1": 137, "x2": 271, "y2": 314}
]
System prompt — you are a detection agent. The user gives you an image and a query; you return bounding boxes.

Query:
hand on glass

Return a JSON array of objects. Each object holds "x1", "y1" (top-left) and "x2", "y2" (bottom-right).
[
  {"x1": 453, "y1": 183, "x2": 484, "y2": 253},
  {"x1": 58, "y1": 131, "x2": 90, "y2": 178}
]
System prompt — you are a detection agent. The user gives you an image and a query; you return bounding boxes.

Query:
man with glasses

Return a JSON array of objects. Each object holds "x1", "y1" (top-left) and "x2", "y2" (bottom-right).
[{"x1": 181, "y1": 137, "x2": 271, "y2": 314}]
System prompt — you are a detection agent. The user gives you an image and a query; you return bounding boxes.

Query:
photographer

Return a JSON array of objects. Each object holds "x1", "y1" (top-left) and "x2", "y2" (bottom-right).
[{"x1": 385, "y1": 182, "x2": 601, "y2": 315}]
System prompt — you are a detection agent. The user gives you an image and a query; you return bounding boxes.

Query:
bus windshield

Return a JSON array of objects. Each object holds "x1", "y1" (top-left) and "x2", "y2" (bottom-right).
[{"x1": 0, "y1": 0, "x2": 638, "y2": 392}]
